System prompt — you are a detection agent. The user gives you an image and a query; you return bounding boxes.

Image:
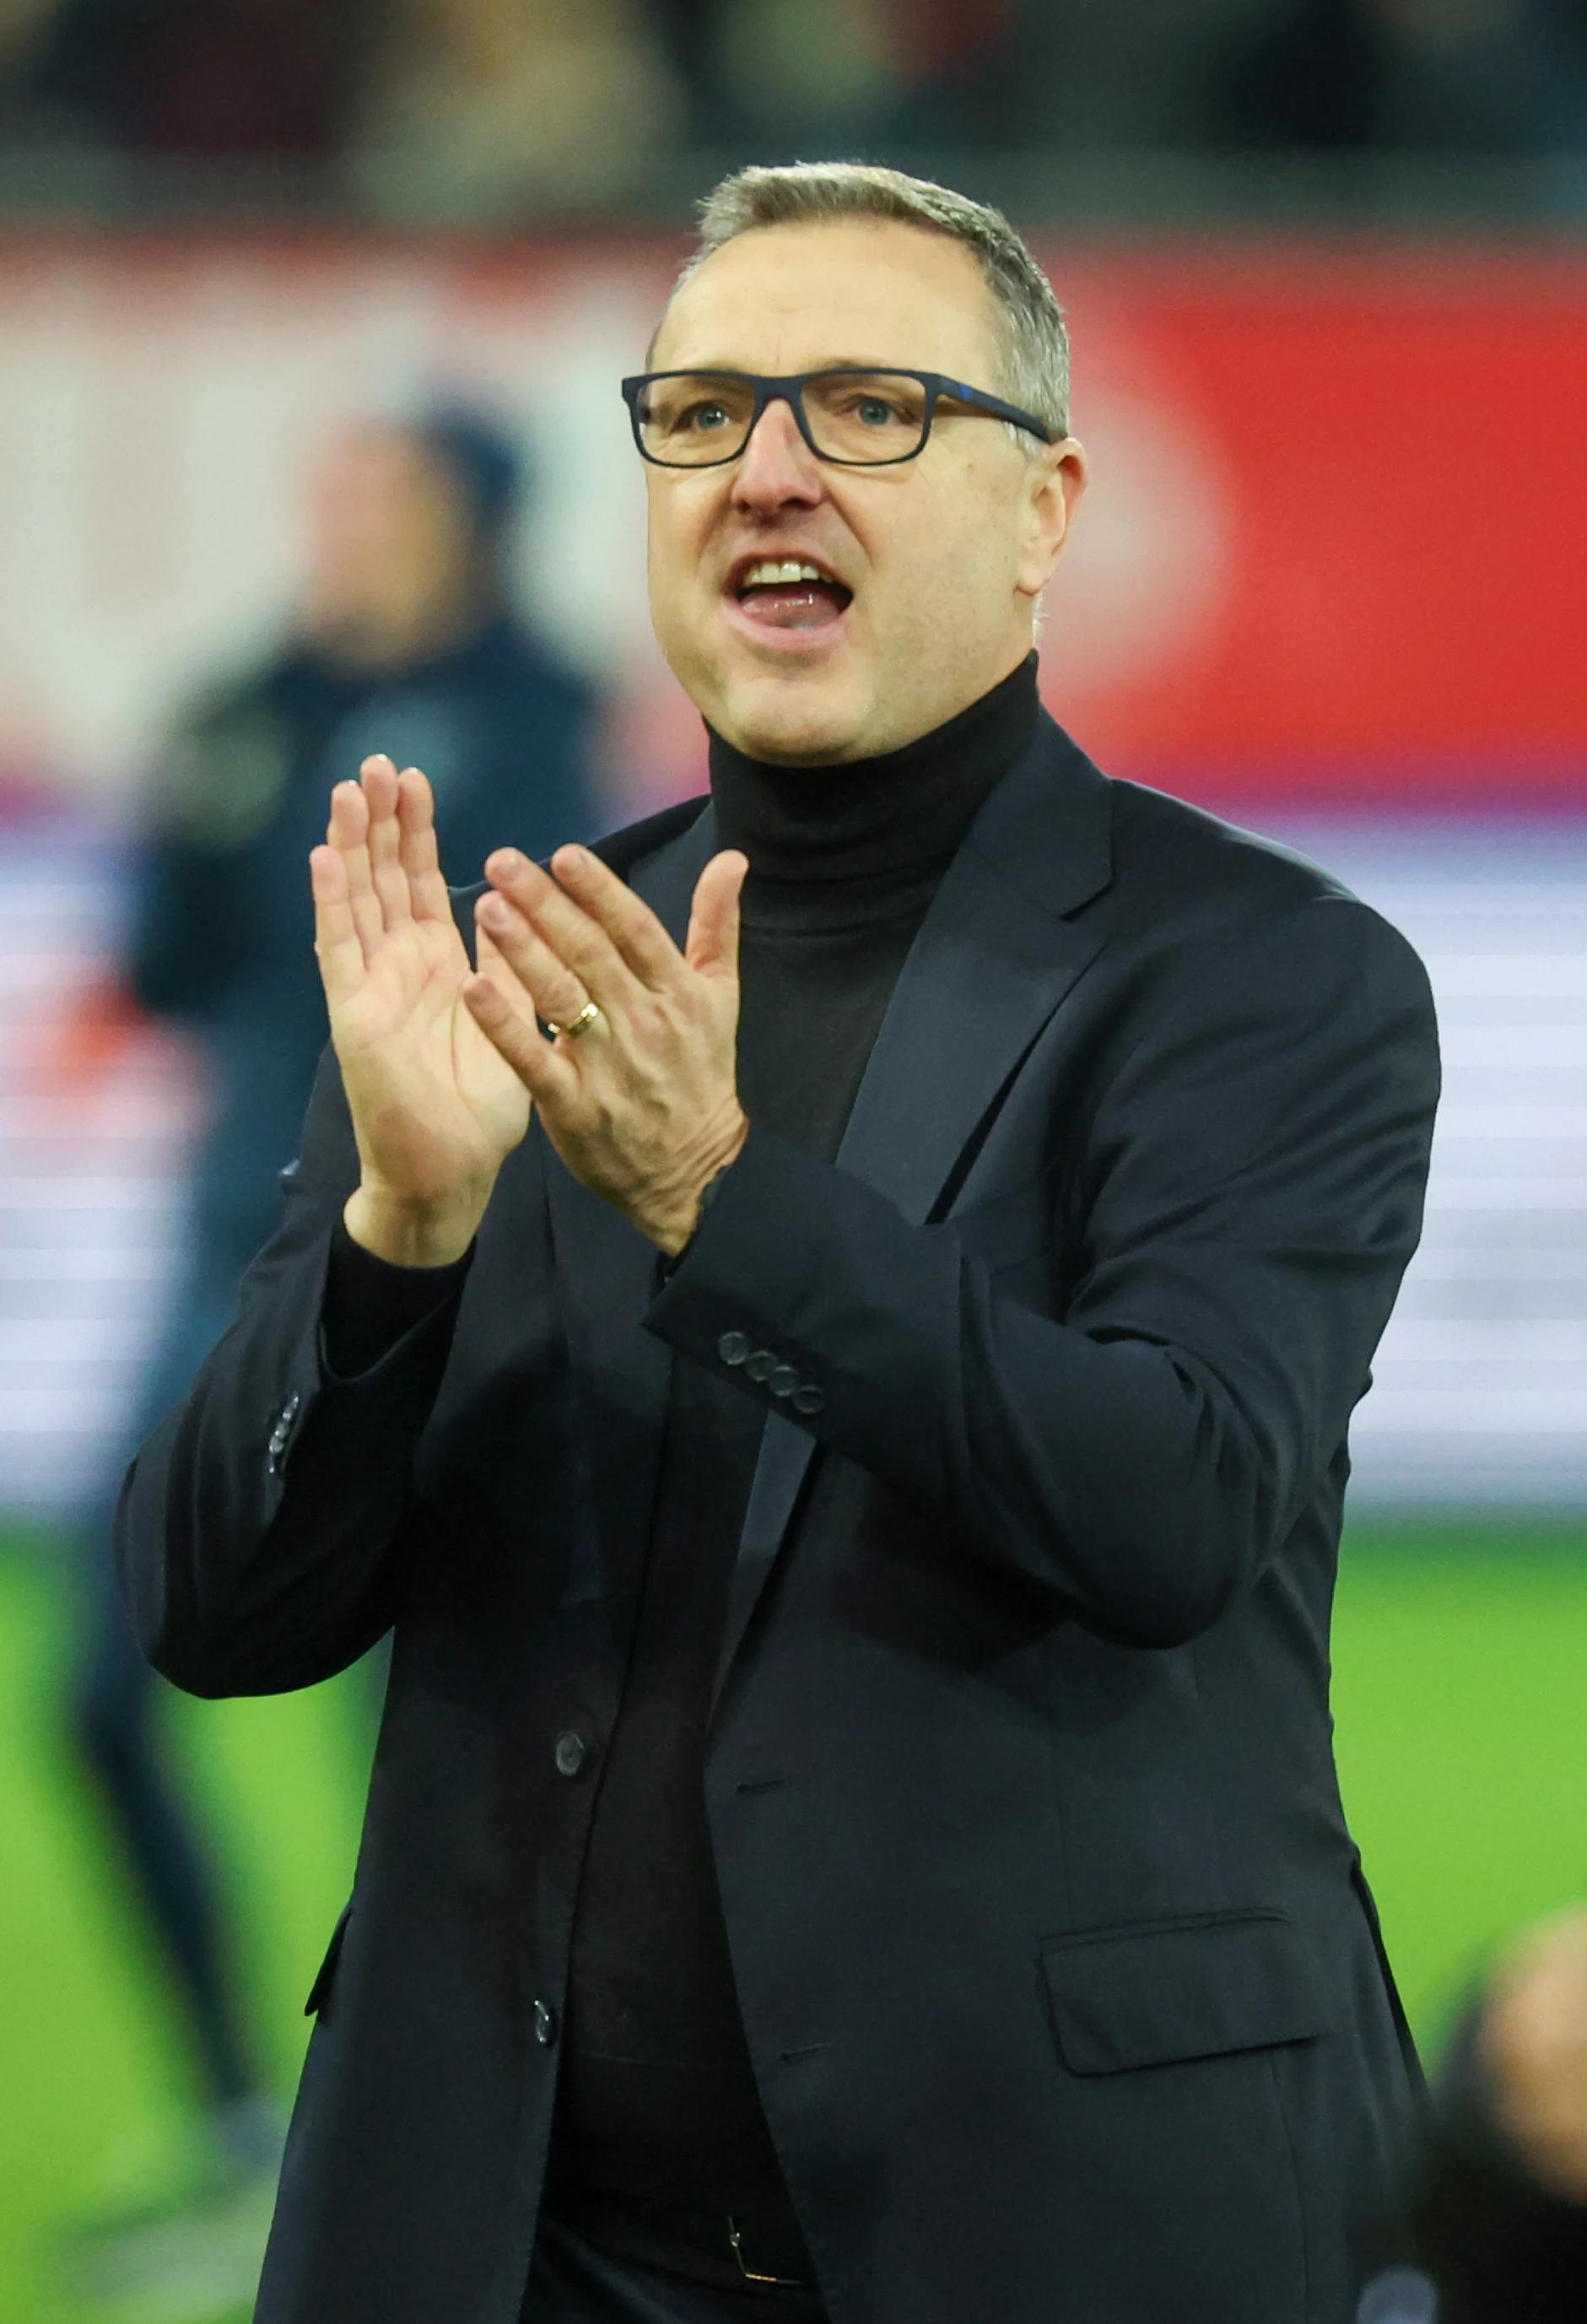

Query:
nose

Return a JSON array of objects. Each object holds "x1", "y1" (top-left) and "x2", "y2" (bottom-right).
[{"x1": 731, "y1": 394, "x2": 824, "y2": 515}]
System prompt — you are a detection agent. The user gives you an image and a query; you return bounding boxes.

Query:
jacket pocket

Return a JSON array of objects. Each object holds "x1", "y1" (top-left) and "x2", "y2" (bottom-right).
[
  {"x1": 305, "y1": 1903, "x2": 352, "y2": 2019},
  {"x1": 1041, "y1": 1909, "x2": 1331, "y2": 2075}
]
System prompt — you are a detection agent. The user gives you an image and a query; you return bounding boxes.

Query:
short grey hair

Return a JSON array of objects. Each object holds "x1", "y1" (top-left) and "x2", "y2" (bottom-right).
[{"x1": 666, "y1": 160, "x2": 1071, "y2": 443}]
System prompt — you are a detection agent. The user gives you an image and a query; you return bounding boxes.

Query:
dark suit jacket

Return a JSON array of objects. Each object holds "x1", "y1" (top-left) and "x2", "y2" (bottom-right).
[{"x1": 117, "y1": 716, "x2": 1441, "y2": 2324}]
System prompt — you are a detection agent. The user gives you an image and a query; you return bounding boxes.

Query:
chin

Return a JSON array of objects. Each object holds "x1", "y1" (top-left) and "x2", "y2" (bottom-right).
[{"x1": 713, "y1": 665, "x2": 872, "y2": 768}]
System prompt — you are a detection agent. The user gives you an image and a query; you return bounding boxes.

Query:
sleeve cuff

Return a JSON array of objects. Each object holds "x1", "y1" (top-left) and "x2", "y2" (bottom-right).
[
  {"x1": 320, "y1": 1219, "x2": 473, "y2": 1382},
  {"x1": 643, "y1": 1123, "x2": 960, "y2": 1498}
]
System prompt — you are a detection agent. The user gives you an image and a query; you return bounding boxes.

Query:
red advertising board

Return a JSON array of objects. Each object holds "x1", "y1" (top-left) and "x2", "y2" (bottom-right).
[
  {"x1": 0, "y1": 231, "x2": 1581, "y2": 813},
  {"x1": 1036, "y1": 242, "x2": 1587, "y2": 808}
]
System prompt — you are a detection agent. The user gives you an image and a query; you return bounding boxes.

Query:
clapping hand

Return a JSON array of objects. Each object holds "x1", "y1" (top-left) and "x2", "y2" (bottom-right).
[
  {"x1": 462, "y1": 841, "x2": 748, "y2": 1257},
  {"x1": 312, "y1": 754, "x2": 748, "y2": 1267},
  {"x1": 310, "y1": 755, "x2": 532, "y2": 1267}
]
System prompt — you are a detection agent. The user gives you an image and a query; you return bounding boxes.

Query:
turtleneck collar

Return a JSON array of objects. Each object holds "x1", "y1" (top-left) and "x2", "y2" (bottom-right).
[{"x1": 707, "y1": 654, "x2": 1039, "y2": 892}]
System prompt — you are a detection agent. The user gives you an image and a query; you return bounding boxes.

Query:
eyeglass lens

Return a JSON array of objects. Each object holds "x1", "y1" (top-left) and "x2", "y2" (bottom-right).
[{"x1": 636, "y1": 371, "x2": 931, "y2": 465}]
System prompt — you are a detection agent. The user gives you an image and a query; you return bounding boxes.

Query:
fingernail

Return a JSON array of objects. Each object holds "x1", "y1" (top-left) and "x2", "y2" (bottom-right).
[{"x1": 491, "y1": 848, "x2": 524, "y2": 876}]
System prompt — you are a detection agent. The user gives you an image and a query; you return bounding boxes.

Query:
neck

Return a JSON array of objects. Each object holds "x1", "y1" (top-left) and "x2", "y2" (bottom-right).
[{"x1": 708, "y1": 656, "x2": 1040, "y2": 891}]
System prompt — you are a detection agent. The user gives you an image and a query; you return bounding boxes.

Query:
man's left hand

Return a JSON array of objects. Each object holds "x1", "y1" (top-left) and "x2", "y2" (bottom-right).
[{"x1": 462, "y1": 842, "x2": 749, "y2": 1256}]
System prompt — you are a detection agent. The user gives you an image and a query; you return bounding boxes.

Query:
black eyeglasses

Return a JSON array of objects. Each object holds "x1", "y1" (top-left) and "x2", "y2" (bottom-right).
[{"x1": 620, "y1": 367, "x2": 1055, "y2": 469}]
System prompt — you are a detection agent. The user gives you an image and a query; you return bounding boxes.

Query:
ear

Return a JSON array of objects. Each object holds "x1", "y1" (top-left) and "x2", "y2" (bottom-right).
[{"x1": 1016, "y1": 438, "x2": 1087, "y2": 603}]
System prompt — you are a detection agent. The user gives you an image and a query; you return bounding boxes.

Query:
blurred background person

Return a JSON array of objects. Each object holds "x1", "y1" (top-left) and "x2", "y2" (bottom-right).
[
  {"x1": 1354, "y1": 1909, "x2": 1587, "y2": 2323},
  {"x1": 59, "y1": 401, "x2": 598, "y2": 2316},
  {"x1": 1210, "y1": 0, "x2": 1587, "y2": 155},
  {"x1": 348, "y1": 0, "x2": 683, "y2": 220},
  {"x1": 3, "y1": 0, "x2": 1584, "y2": 177},
  {"x1": 1414, "y1": 1908, "x2": 1587, "y2": 2320},
  {"x1": 0, "y1": 0, "x2": 368, "y2": 158},
  {"x1": 660, "y1": 0, "x2": 904, "y2": 149},
  {"x1": 871, "y1": 0, "x2": 1587, "y2": 154}
]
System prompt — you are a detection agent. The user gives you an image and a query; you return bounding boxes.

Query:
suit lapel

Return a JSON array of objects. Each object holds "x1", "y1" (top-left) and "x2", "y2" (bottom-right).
[
  {"x1": 834, "y1": 721, "x2": 1113, "y2": 1222},
  {"x1": 619, "y1": 797, "x2": 720, "y2": 943},
  {"x1": 712, "y1": 718, "x2": 1115, "y2": 1704},
  {"x1": 540, "y1": 801, "x2": 719, "y2": 1630}
]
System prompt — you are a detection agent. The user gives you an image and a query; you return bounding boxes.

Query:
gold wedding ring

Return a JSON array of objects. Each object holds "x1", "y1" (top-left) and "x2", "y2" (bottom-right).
[{"x1": 545, "y1": 1000, "x2": 602, "y2": 1042}]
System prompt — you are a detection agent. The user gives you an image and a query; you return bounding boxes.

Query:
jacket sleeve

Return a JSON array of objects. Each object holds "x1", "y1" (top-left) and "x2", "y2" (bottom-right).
[
  {"x1": 114, "y1": 1044, "x2": 467, "y2": 1698},
  {"x1": 645, "y1": 894, "x2": 1440, "y2": 1649}
]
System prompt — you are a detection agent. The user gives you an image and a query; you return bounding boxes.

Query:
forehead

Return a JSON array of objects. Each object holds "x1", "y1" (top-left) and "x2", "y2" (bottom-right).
[{"x1": 652, "y1": 218, "x2": 1004, "y2": 381}]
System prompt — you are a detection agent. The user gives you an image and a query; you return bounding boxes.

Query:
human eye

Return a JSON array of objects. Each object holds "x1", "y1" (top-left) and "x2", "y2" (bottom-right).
[
  {"x1": 681, "y1": 398, "x2": 731, "y2": 435},
  {"x1": 815, "y1": 373, "x2": 925, "y2": 434},
  {"x1": 642, "y1": 378, "x2": 741, "y2": 443},
  {"x1": 834, "y1": 388, "x2": 910, "y2": 429}
]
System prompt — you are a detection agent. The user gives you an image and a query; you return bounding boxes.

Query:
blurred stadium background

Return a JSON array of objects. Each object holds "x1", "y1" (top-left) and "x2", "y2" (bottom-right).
[{"x1": 1, "y1": 3, "x2": 1585, "y2": 2319}]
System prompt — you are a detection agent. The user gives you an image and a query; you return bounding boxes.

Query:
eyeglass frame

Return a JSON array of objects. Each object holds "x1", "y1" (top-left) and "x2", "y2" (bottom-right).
[{"x1": 619, "y1": 366, "x2": 1057, "y2": 470}]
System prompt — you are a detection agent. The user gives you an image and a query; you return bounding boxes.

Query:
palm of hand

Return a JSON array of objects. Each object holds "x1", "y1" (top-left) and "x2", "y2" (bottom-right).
[
  {"x1": 312, "y1": 758, "x2": 533, "y2": 1224},
  {"x1": 335, "y1": 912, "x2": 531, "y2": 1208}
]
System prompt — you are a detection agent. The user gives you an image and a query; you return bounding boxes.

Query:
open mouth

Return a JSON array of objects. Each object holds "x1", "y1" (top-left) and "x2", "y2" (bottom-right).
[{"x1": 730, "y1": 556, "x2": 854, "y2": 632}]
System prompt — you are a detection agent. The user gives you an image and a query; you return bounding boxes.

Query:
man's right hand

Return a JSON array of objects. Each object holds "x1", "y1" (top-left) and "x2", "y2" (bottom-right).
[{"x1": 311, "y1": 754, "x2": 532, "y2": 1267}]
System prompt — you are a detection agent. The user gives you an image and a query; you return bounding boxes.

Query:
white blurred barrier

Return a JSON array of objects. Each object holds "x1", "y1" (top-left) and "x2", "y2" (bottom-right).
[
  {"x1": 1278, "y1": 820, "x2": 1587, "y2": 1508},
  {"x1": 0, "y1": 828, "x2": 200, "y2": 1516},
  {"x1": 1, "y1": 815, "x2": 1584, "y2": 1521}
]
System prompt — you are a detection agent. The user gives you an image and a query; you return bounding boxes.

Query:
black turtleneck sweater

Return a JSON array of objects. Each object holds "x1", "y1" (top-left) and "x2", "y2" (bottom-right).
[
  {"x1": 321, "y1": 655, "x2": 1040, "y2": 2259},
  {"x1": 552, "y1": 657, "x2": 1039, "y2": 2242}
]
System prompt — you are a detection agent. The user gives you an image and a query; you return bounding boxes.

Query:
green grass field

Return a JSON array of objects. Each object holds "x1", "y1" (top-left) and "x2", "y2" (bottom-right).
[{"x1": 2, "y1": 1520, "x2": 1585, "y2": 2324}]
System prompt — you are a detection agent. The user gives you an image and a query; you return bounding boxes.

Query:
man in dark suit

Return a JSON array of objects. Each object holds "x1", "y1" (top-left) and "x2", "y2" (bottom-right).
[{"x1": 117, "y1": 163, "x2": 1440, "y2": 2324}]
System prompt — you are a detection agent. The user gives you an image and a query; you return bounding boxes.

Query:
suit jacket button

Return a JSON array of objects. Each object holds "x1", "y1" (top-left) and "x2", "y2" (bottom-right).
[
  {"x1": 745, "y1": 1349, "x2": 776, "y2": 1383},
  {"x1": 791, "y1": 1384, "x2": 825, "y2": 1416},
  {"x1": 717, "y1": 1332, "x2": 749, "y2": 1367},
  {"x1": 769, "y1": 1365, "x2": 798, "y2": 1399},
  {"x1": 533, "y1": 1999, "x2": 559, "y2": 2047},
  {"x1": 553, "y1": 1731, "x2": 588, "y2": 1778}
]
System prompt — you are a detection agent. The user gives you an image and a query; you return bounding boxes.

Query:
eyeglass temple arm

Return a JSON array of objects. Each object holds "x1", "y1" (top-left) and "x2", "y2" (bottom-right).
[{"x1": 936, "y1": 377, "x2": 1056, "y2": 443}]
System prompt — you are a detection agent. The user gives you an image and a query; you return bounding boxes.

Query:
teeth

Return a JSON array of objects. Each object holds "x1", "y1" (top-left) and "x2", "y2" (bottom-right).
[{"x1": 742, "y1": 559, "x2": 829, "y2": 588}]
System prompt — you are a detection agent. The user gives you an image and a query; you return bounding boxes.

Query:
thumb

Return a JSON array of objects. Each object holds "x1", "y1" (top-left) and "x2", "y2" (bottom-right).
[{"x1": 685, "y1": 850, "x2": 748, "y2": 981}]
